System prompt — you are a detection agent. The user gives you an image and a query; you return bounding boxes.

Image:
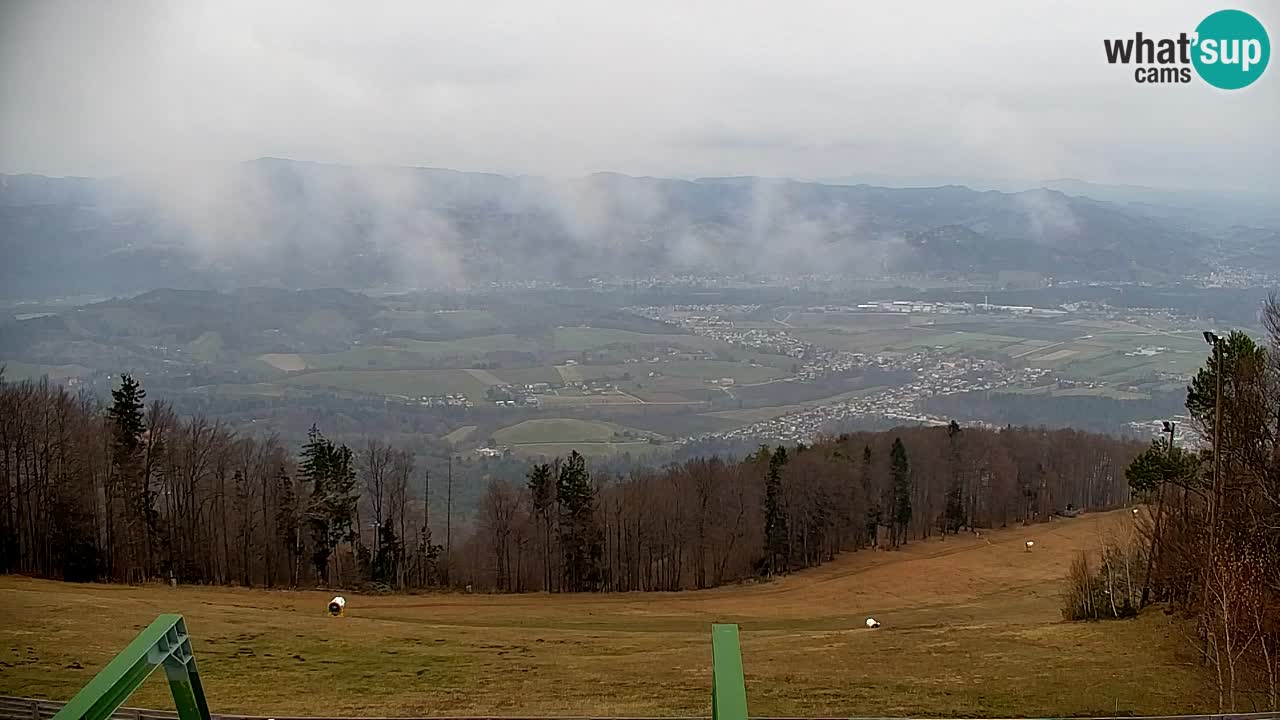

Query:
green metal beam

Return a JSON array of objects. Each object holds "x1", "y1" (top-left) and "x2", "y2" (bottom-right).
[
  {"x1": 711, "y1": 624, "x2": 748, "y2": 720},
  {"x1": 53, "y1": 614, "x2": 210, "y2": 720}
]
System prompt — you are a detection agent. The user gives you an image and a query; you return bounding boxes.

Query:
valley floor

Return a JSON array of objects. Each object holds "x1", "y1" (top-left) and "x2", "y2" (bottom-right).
[{"x1": 1, "y1": 510, "x2": 1207, "y2": 717}]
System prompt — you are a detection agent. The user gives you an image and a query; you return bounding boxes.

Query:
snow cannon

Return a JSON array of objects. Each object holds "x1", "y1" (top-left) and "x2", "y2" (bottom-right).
[
  {"x1": 328, "y1": 596, "x2": 346, "y2": 616},
  {"x1": 865, "y1": 617, "x2": 880, "y2": 629}
]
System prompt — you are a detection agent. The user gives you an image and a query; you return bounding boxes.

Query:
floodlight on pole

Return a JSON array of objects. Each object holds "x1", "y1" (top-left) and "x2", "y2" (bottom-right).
[
  {"x1": 1201, "y1": 328, "x2": 1224, "y2": 580},
  {"x1": 1141, "y1": 418, "x2": 1176, "y2": 608}
]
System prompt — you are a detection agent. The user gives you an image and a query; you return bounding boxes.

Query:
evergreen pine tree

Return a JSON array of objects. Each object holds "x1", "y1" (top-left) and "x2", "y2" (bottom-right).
[
  {"x1": 944, "y1": 421, "x2": 966, "y2": 534},
  {"x1": 764, "y1": 446, "x2": 788, "y2": 574},
  {"x1": 527, "y1": 462, "x2": 555, "y2": 591},
  {"x1": 107, "y1": 374, "x2": 148, "y2": 579},
  {"x1": 861, "y1": 445, "x2": 879, "y2": 547},
  {"x1": 890, "y1": 438, "x2": 912, "y2": 547},
  {"x1": 555, "y1": 451, "x2": 600, "y2": 591},
  {"x1": 107, "y1": 374, "x2": 146, "y2": 454},
  {"x1": 299, "y1": 425, "x2": 358, "y2": 585}
]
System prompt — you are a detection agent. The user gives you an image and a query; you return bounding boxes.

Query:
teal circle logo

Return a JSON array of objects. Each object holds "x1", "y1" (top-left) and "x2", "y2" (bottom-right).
[{"x1": 1192, "y1": 9, "x2": 1270, "y2": 89}]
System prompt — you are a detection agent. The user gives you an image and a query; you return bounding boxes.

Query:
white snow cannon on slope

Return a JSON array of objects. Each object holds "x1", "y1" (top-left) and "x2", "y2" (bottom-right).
[{"x1": 328, "y1": 596, "x2": 346, "y2": 616}]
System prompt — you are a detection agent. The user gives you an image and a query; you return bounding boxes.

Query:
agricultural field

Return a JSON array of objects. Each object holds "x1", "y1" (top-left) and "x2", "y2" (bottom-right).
[
  {"x1": 537, "y1": 392, "x2": 642, "y2": 407},
  {"x1": 442, "y1": 425, "x2": 477, "y2": 446},
  {"x1": 301, "y1": 334, "x2": 539, "y2": 370},
  {"x1": 283, "y1": 369, "x2": 493, "y2": 401},
  {"x1": 2, "y1": 289, "x2": 1236, "y2": 456},
  {"x1": 0, "y1": 511, "x2": 1209, "y2": 717},
  {"x1": 490, "y1": 366, "x2": 563, "y2": 386},
  {"x1": 788, "y1": 310, "x2": 1214, "y2": 396},
  {"x1": 502, "y1": 440, "x2": 660, "y2": 458},
  {"x1": 258, "y1": 353, "x2": 308, "y2": 371},
  {"x1": 0, "y1": 361, "x2": 92, "y2": 382},
  {"x1": 369, "y1": 309, "x2": 509, "y2": 336},
  {"x1": 1002, "y1": 385, "x2": 1152, "y2": 401},
  {"x1": 552, "y1": 327, "x2": 728, "y2": 354},
  {"x1": 491, "y1": 418, "x2": 661, "y2": 446}
]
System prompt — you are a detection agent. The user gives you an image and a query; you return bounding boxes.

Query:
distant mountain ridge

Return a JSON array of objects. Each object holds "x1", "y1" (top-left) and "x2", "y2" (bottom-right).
[{"x1": 0, "y1": 158, "x2": 1230, "y2": 298}]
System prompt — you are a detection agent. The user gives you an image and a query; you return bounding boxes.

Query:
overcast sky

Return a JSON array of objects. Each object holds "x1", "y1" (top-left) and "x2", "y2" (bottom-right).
[{"x1": 1, "y1": 0, "x2": 1276, "y2": 191}]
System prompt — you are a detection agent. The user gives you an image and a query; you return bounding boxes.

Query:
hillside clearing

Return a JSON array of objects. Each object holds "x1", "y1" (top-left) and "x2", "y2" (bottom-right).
[{"x1": 0, "y1": 511, "x2": 1208, "y2": 717}]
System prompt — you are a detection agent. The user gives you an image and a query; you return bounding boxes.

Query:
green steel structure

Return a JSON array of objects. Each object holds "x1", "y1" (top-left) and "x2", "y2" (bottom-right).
[
  {"x1": 52, "y1": 614, "x2": 211, "y2": 720},
  {"x1": 711, "y1": 624, "x2": 749, "y2": 720},
  {"x1": 48, "y1": 615, "x2": 747, "y2": 720}
]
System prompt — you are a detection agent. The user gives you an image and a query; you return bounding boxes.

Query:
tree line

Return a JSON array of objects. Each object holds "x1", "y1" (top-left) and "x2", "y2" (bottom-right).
[
  {"x1": 2, "y1": 368, "x2": 1138, "y2": 592},
  {"x1": 1118, "y1": 296, "x2": 1280, "y2": 711},
  {"x1": 0, "y1": 372, "x2": 442, "y2": 588},
  {"x1": 462, "y1": 422, "x2": 1136, "y2": 592}
]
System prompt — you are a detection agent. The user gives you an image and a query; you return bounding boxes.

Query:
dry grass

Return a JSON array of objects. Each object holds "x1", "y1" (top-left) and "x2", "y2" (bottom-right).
[{"x1": 0, "y1": 511, "x2": 1209, "y2": 717}]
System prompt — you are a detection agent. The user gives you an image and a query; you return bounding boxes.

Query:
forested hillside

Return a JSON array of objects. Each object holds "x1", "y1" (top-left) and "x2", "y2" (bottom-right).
[
  {"x1": 0, "y1": 368, "x2": 1137, "y2": 591},
  {"x1": 1093, "y1": 297, "x2": 1280, "y2": 711},
  {"x1": 0, "y1": 159, "x2": 1220, "y2": 298}
]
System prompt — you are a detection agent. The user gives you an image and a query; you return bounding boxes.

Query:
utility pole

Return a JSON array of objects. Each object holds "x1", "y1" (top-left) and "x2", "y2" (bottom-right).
[
  {"x1": 445, "y1": 455, "x2": 453, "y2": 585},
  {"x1": 1203, "y1": 331, "x2": 1224, "y2": 580},
  {"x1": 1213, "y1": 344, "x2": 1223, "y2": 520},
  {"x1": 1140, "y1": 420, "x2": 1175, "y2": 608},
  {"x1": 422, "y1": 469, "x2": 430, "y2": 587},
  {"x1": 1203, "y1": 330, "x2": 1223, "y2": 543}
]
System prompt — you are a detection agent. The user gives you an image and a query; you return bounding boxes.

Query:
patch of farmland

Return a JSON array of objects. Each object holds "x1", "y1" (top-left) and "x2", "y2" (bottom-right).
[
  {"x1": 891, "y1": 331, "x2": 1025, "y2": 352},
  {"x1": 620, "y1": 412, "x2": 742, "y2": 436},
  {"x1": 493, "y1": 418, "x2": 658, "y2": 445},
  {"x1": 707, "y1": 404, "x2": 811, "y2": 422},
  {"x1": 493, "y1": 366, "x2": 563, "y2": 386},
  {"x1": 443, "y1": 425, "x2": 477, "y2": 445},
  {"x1": 645, "y1": 360, "x2": 787, "y2": 384},
  {"x1": 0, "y1": 362, "x2": 93, "y2": 381},
  {"x1": 788, "y1": 312, "x2": 917, "y2": 331},
  {"x1": 1058, "y1": 353, "x2": 1160, "y2": 381},
  {"x1": 300, "y1": 335, "x2": 537, "y2": 371},
  {"x1": 391, "y1": 333, "x2": 537, "y2": 357},
  {"x1": 628, "y1": 387, "x2": 709, "y2": 404},
  {"x1": 463, "y1": 368, "x2": 505, "y2": 385},
  {"x1": 555, "y1": 364, "x2": 586, "y2": 384},
  {"x1": 508, "y1": 441, "x2": 662, "y2": 459},
  {"x1": 186, "y1": 331, "x2": 224, "y2": 361},
  {"x1": 1052, "y1": 387, "x2": 1151, "y2": 400},
  {"x1": 552, "y1": 327, "x2": 727, "y2": 353},
  {"x1": 789, "y1": 328, "x2": 932, "y2": 353},
  {"x1": 538, "y1": 392, "x2": 642, "y2": 407},
  {"x1": 1032, "y1": 348, "x2": 1079, "y2": 363},
  {"x1": 435, "y1": 309, "x2": 506, "y2": 333},
  {"x1": 300, "y1": 346, "x2": 438, "y2": 371},
  {"x1": 283, "y1": 369, "x2": 493, "y2": 400},
  {"x1": 930, "y1": 321, "x2": 1085, "y2": 342},
  {"x1": 258, "y1": 353, "x2": 307, "y2": 371}
]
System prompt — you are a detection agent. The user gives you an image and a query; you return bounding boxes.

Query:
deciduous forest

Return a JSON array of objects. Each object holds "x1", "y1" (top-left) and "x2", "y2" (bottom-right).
[{"x1": 0, "y1": 369, "x2": 1135, "y2": 592}]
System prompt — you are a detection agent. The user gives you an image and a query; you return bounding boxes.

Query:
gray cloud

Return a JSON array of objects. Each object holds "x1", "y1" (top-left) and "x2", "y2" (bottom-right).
[{"x1": 2, "y1": 0, "x2": 1277, "y2": 191}]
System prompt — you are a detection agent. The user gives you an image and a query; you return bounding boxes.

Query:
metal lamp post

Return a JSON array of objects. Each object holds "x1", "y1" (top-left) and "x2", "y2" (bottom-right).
[
  {"x1": 1202, "y1": 331, "x2": 1224, "y2": 574},
  {"x1": 1140, "y1": 420, "x2": 1175, "y2": 607}
]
